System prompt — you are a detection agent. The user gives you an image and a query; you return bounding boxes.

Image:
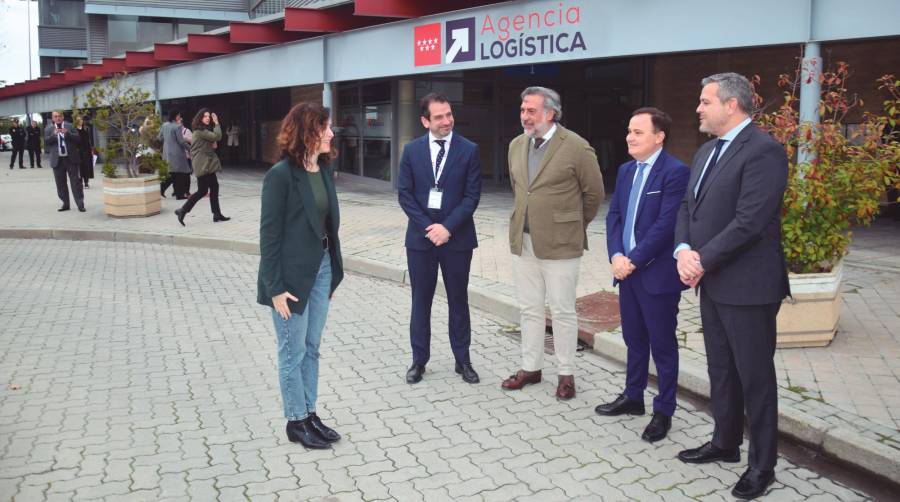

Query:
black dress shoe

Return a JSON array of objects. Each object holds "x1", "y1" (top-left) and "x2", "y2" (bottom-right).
[
  {"x1": 641, "y1": 413, "x2": 671, "y2": 443},
  {"x1": 58, "y1": 206, "x2": 70, "y2": 212},
  {"x1": 175, "y1": 208, "x2": 186, "y2": 226},
  {"x1": 308, "y1": 412, "x2": 340, "y2": 443},
  {"x1": 455, "y1": 362, "x2": 480, "y2": 384},
  {"x1": 78, "y1": 207, "x2": 86, "y2": 212},
  {"x1": 677, "y1": 441, "x2": 740, "y2": 464},
  {"x1": 595, "y1": 394, "x2": 645, "y2": 416},
  {"x1": 213, "y1": 214, "x2": 231, "y2": 222},
  {"x1": 732, "y1": 467, "x2": 775, "y2": 499},
  {"x1": 286, "y1": 419, "x2": 330, "y2": 449},
  {"x1": 406, "y1": 364, "x2": 425, "y2": 384}
]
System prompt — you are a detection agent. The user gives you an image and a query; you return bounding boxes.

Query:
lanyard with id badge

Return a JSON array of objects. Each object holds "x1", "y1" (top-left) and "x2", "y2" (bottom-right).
[{"x1": 428, "y1": 139, "x2": 447, "y2": 210}]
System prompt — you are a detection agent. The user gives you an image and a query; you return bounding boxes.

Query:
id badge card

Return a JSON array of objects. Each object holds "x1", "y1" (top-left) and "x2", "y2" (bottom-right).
[{"x1": 428, "y1": 188, "x2": 443, "y2": 209}]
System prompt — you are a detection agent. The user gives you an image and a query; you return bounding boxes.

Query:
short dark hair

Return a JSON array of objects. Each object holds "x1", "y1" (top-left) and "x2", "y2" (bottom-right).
[
  {"x1": 420, "y1": 93, "x2": 450, "y2": 119},
  {"x1": 167, "y1": 109, "x2": 181, "y2": 122},
  {"x1": 632, "y1": 107, "x2": 672, "y2": 143}
]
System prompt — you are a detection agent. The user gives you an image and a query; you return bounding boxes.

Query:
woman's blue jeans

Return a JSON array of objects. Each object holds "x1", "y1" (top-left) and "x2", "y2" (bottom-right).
[{"x1": 271, "y1": 254, "x2": 331, "y2": 421}]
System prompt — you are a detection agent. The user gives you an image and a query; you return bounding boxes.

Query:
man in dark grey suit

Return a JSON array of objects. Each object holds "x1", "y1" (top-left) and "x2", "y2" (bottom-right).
[
  {"x1": 673, "y1": 72, "x2": 789, "y2": 500},
  {"x1": 45, "y1": 111, "x2": 85, "y2": 212}
]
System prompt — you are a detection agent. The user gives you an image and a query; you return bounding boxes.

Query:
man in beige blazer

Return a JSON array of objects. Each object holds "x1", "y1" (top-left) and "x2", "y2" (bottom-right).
[{"x1": 502, "y1": 86, "x2": 605, "y2": 399}]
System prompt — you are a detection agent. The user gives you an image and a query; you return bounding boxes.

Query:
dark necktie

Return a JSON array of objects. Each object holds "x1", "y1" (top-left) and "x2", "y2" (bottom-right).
[
  {"x1": 695, "y1": 139, "x2": 726, "y2": 196},
  {"x1": 433, "y1": 139, "x2": 446, "y2": 180},
  {"x1": 533, "y1": 137, "x2": 545, "y2": 149}
]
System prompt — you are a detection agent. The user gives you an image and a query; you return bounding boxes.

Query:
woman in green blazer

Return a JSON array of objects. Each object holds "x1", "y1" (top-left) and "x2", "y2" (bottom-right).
[
  {"x1": 257, "y1": 103, "x2": 344, "y2": 449},
  {"x1": 175, "y1": 108, "x2": 230, "y2": 225}
]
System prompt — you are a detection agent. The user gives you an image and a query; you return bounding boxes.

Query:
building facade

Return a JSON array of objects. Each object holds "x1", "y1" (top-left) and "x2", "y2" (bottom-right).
[
  {"x1": 37, "y1": 0, "x2": 258, "y2": 75},
  {"x1": 5, "y1": 0, "x2": 899, "y2": 189}
]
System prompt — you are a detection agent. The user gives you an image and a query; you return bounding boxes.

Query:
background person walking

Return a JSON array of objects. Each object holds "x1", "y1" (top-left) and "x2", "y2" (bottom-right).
[
  {"x1": 159, "y1": 110, "x2": 192, "y2": 199},
  {"x1": 175, "y1": 108, "x2": 229, "y2": 225}
]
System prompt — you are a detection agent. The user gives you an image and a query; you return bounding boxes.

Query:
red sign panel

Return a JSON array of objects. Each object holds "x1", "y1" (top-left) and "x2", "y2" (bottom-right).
[{"x1": 414, "y1": 23, "x2": 441, "y2": 67}]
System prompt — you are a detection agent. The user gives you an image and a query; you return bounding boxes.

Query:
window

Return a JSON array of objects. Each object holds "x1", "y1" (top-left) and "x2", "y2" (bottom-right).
[
  {"x1": 108, "y1": 16, "x2": 174, "y2": 56},
  {"x1": 40, "y1": 0, "x2": 86, "y2": 28}
]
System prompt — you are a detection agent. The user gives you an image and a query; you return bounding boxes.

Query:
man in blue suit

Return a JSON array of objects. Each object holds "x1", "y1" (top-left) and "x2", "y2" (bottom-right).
[
  {"x1": 595, "y1": 107, "x2": 689, "y2": 443},
  {"x1": 398, "y1": 93, "x2": 482, "y2": 385}
]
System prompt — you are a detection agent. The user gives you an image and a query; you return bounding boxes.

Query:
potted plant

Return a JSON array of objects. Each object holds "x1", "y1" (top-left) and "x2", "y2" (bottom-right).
[
  {"x1": 754, "y1": 62, "x2": 900, "y2": 347},
  {"x1": 80, "y1": 73, "x2": 168, "y2": 218}
]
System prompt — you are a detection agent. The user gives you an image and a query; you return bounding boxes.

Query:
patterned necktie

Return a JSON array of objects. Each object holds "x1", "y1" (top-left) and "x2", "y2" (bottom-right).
[
  {"x1": 58, "y1": 129, "x2": 67, "y2": 157},
  {"x1": 695, "y1": 139, "x2": 727, "y2": 196},
  {"x1": 433, "y1": 139, "x2": 446, "y2": 181},
  {"x1": 622, "y1": 162, "x2": 649, "y2": 254},
  {"x1": 533, "y1": 137, "x2": 545, "y2": 149}
]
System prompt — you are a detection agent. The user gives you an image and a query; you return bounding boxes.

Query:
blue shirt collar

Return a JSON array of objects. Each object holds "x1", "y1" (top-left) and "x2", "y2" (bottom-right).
[{"x1": 637, "y1": 147, "x2": 663, "y2": 169}]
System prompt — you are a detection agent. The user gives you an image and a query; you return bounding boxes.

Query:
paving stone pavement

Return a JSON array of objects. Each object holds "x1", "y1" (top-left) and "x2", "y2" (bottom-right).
[
  {"x1": 0, "y1": 160, "x2": 899, "y2": 457},
  {"x1": 0, "y1": 239, "x2": 874, "y2": 501}
]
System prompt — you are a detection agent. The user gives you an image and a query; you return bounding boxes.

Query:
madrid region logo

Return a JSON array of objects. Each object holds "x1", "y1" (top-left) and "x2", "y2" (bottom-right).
[{"x1": 414, "y1": 17, "x2": 476, "y2": 67}]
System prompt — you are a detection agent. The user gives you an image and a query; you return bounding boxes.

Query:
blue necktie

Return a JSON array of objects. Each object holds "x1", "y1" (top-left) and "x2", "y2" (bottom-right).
[
  {"x1": 695, "y1": 139, "x2": 726, "y2": 196},
  {"x1": 622, "y1": 162, "x2": 648, "y2": 255}
]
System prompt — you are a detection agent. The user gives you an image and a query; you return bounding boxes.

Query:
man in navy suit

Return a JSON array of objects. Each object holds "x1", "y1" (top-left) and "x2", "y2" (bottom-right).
[
  {"x1": 595, "y1": 107, "x2": 689, "y2": 443},
  {"x1": 398, "y1": 93, "x2": 482, "y2": 385}
]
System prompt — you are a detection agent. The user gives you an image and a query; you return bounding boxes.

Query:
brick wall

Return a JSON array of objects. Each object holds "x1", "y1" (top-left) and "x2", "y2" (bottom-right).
[{"x1": 649, "y1": 38, "x2": 900, "y2": 163}]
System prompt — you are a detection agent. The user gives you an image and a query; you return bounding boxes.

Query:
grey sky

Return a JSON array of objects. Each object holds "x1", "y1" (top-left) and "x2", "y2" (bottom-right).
[{"x1": 0, "y1": 0, "x2": 40, "y2": 87}]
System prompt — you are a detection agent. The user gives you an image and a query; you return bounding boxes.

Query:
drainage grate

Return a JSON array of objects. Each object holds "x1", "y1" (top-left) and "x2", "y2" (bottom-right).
[{"x1": 501, "y1": 326, "x2": 589, "y2": 354}]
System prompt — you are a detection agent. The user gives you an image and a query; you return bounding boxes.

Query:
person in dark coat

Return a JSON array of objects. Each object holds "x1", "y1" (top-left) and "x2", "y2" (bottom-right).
[
  {"x1": 26, "y1": 120, "x2": 43, "y2": 168},
  {"x1": 257, "y1": 102, "x2": 343, "y2": 450},
  {"x1": 674, "y1": 72, "x2": 790, "y2": 500},
  {"x1": 8, "y1": 118, "x2": 26, "y2": 169},
  {"x1": 44, "y1": 110, "x2": 85, "y2": 212},
  {"x1": 74, "y1": 116, "x2": 94, "y2": 188}
]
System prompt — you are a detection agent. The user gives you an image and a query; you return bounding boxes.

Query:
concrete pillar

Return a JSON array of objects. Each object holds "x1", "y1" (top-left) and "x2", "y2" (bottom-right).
[
  {"x1": 798, "y1": 42, "x2": 822, "y2": 166},
  {"x1": 397, "y1": 80, "x2": 418, "y2": 151},
  {"x1": 323, "y1": 82, "x2": 333, "y2": 111}
]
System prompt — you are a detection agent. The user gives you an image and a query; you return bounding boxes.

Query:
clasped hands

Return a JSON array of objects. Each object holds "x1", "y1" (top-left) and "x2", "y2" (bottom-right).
[
  {"x1": 676, "y1": 249, "x2": 705, "y2": 288},
  {"x1": 425, "y1": 223, "x2": 450, "y2": 246},
  {"x1": 611, "y1": 255, "x2": 636, "y2": 281}
]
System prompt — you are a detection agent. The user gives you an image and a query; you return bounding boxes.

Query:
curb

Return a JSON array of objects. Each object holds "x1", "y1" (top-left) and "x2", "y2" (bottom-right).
[
  {"x1": 592, "y1": 330, "x2": 900, "y2": 484},
  {"x1": 2, "y1": 227, "x2": 898, "y2": 484}
]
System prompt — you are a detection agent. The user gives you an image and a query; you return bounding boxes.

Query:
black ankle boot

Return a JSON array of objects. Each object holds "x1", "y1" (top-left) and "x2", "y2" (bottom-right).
[
  {"x1": 308, "y1": 412, "x2": 340, "y2": 443},
  {"x1": 286, "y1": 418, "x2": 330, "y2": 449},
  {"x1": 213, "y1": 214, "x2": 230, "y2": 222}
]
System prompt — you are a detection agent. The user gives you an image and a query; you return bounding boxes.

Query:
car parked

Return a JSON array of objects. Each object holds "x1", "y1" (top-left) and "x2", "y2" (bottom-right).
[{"x1": 0, "y1": 134, "x2": 13, "y2": 151}]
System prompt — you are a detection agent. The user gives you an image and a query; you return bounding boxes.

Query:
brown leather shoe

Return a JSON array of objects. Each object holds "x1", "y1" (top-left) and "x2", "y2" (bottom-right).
[
  {"x1": 501, "y1": 369, "x2": 542, "y2": 390},
  {"x1": 556, "y1": 375, "x2": 575, "y2": 400}
]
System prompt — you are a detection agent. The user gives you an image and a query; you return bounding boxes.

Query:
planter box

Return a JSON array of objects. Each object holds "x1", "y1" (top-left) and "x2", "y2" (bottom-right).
[
  {"x1": 103, "y1": 175, "x2": 161, "y2": 218},
  {"x1": 776, "y1": 261, "x2": 843, "y2": 348}
]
